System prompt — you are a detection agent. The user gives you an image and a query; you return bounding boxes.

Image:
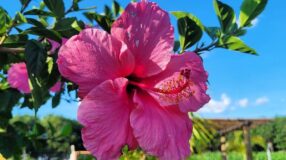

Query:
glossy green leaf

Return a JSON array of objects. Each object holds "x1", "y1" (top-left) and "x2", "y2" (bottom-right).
[
  {"x1": 218, "y1": 36, "x2": 257, "y2": 54},
  {"x1": 173, "y1": 40, "x2": 180, "y2": 52},
  {"x1": 213, "y1": 0, "x2": 236, "y2": 33},
  {"x1": 204, "y1": 26, "x2": 221, "y2": 40},
  {"x1": 112, "y1": 0, "x2": 121, "y2": 17},
  {"x1": 172, "y1": 11, "x2": 203, "y2": 52},
  {"x1": 25, "y1": 40, "x2": 51, "y2": 108},
  {"x1": 44, "y1": 0, "x2": 65, "y2": 19},
  {"x1": 26, "y1": 18, "x2": 46, "y2": 28},
  {"x1": 29, "y1": 75, "x2": 50, "y2": 108},
  {"x1": 24, "y1": 9, "x2": 53, "y2": 16},
  {"x1": 14, "y1": 12, "x2": 27, "y2": 25},
  {"x1": 54, "y1": 17, "x2": 84, "y2": 37},
  {"x1": 52, "y1": 92, "x2": 61, "y2": 108},
  {"x1": 104, "y1": 5, "x2": 112, "y2": 18},
  {"x1": 25, "y1": 27, "x2": 61, "y2": 42},
  {"x1": 83, "y1": 12, "x2": 113, "y2": 32},
  {"x1": 25, "y1": 40, "x2": 47, "y2": 76},
  {"x1": 239, "y1": 0, "x2": 268, "y2": 27}
]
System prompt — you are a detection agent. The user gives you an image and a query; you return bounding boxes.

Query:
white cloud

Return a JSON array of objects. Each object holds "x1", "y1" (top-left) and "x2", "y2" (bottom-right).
[
  {"x1": 237, "y1": 18, "x2": 259, "y2": 28},
  {"x1": 251, "y1": 18, "x2": 259, "y2": 27},
  {"x1": 237, "y1": 98, "x2": 249, "y2": 107},
  {"x1": 199, "y1": 93, "x2": 231, "y2": 113},
  {"x1": 255, "y1": 96, "x2": 269, "y2": 105}
]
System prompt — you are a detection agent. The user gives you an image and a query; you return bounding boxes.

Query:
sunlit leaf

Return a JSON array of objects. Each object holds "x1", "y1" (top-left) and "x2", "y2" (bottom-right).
[
  {"x1": 239, "y1": 0, "x2": 268, "y2": 27},
  {"x1": 172, "y1": 11, "x2": 203, "y2": 52},
  {"x1": 218, "y1": 36, "x2": 257, "y2": 55},
  {"x1": 213, "y1": 0, "x2": 236, "y2": 33}
]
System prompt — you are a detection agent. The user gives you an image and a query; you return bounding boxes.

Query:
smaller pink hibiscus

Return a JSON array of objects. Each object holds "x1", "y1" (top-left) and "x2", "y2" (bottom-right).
[{"x1": 7, "y1": 62, "x2": 61, "y2": 93}]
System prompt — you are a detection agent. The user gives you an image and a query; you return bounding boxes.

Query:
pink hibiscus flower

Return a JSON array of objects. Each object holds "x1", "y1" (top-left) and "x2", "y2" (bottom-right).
[
  {"x1": 7, "y1": 62, "x2": 61, "y2": 93},
  {"x1": 57, "y1": 1, "x2": 210, "y2": 159},
  {"x1": 48, "y1": 38, "x2": 68, "y2": 53}
]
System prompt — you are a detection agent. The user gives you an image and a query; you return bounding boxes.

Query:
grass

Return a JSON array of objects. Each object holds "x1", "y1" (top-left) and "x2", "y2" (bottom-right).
[
  {"x1": 77, "y1": 151, "x2": 286, "y2": 160},
  {"x1": 189, "y1": 151, "x2": 286, "y2": 160}
]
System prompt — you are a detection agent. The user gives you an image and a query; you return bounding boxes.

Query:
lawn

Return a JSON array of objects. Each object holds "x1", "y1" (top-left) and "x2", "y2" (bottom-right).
[
  {"x1": 189, "y1": 151, "x2": 286, "y2": 160},
  {"x1": 77, "y1": 151, "x2": 286, "y2": 160}
]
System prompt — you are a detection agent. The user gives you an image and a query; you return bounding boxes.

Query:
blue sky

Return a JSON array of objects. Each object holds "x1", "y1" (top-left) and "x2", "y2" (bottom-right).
[{"x1": 2, "y1": 0, "x2": 286, "y2": 119}]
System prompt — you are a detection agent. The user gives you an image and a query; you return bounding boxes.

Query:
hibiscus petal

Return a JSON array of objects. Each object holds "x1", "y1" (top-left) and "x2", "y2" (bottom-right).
[
  {"x1": 48, "y1": 38, "x2": 68, "y2": 53},
  {"x1": 49, "y1": 82, "x2": 62, "y2": 92},
  {"x1": 78, "y1": 78, "x2": 137, "y2": 160},
  {"x1": 142, "y1": 52, "x2": 210, "y2": 112},
  {"x1": 131, "y1": 91, "x2": 192, "y2": 160},
  {"x1": 57, "y1": 28, "x2": 135, "y2": 98},
  {"x1": 7, "y1": 63, "x2": 30, "y2": 93},
  {"x1": 111, "y1": 1, "x2": 173, "y2": 78}
]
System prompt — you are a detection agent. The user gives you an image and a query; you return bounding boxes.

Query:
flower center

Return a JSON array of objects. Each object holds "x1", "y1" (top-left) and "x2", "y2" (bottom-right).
[{"x1": 128, "y1": 69, "x2": 195, "y2": 103}]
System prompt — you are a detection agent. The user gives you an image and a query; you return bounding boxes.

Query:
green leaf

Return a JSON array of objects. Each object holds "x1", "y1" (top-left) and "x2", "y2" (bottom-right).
[
  {"x1": 60, "y1": 123, "x2": 72, "y2": 137},
  {"x1": 204, "y1": 26, "x2": 221, "y2": 40},
  {"x1": 27, "y1": 18, "x2": 46, "y2": 28},
  {"x1": 54, "y1": 17, "x2": 84, "y2": 37},
  {"x1": 239, "y1": 0, "x2": 268, "y2": 27},
  {"x1": 173, "y1": 40, "x2": 180, "y2": 52},
  {"x1": 112, "y1": 0, "x2": 121, "y2": 17},
  {"x1": 0, "y1": 89, "x2": 21, "y2": 128},
  {"x1": 52, "y1": 92, "x2": 61, "y2": 108},
  {"x1": 0, "y1": 7, "x2": 9, "y2": 35},
  {"x1": 25, "y1": 40, "x2": 47, "y2": 76},
  {"x1": 72, "y1": 0, "x2": 80, "y2": 11},
  {"x1": 19, "y1": 0, "x2": 30, "y2": 5},
  {"x1": 213, "y1": 0, "x2": 236, "y2": 33},
  {"x1": 233, "y1": 28, "x2": 247, "y2": 36},
  {"x1": 218, "y1": 36, "x2": 257, "y2": 54},
  {"x1": 24, "y1": 9, "x2": 53, "y2": 16},
  {"x1": 25, "y1": 40, "x2": 51, "y2": 108},
  {"x1": 29, "y1": 75, "x2": 50, "y2": 108},
  {"x1": 47, "y1": 121, "x2": 56, "y2": 135},
  {"x1": 83, "y1": 12, "x2": 113, "y2": 32},
  {"x1": 44, "y1": 0, "x2": 65, "y2": 19},
  {"x1": 25, "y1": 27, "x2": 61, "y2": 42},
  {"x1": 104, "y1": 5, "x2": 112, "y2": 18},
  {"x1": 14, "y1": 12, "x2": 27, "y2": 25},
  {"x1": 171, "y1": 11, "x2": 203, "y2": 52},
  {"x1": 2, "y1": 34, "x2": 28, "y2": 47},
  {"x1": 31, "y1": 122, "x2": 46, "y2": 137},
  {"x1": 21, "y1": 94, "x2": 34, "y2": 109}
]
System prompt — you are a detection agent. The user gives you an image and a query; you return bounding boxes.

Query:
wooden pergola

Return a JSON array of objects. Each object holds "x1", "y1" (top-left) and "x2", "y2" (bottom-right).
[
  {"x1": 208, "y1": 119, "x2": 271, "y2": 160},
  {"x1": 70, "y1": 119, "x2": 271, "y2": 160}
]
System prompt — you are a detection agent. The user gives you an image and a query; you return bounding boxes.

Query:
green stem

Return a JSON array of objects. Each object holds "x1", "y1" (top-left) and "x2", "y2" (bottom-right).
[{"x1": 193, "y1": 40, "x2": 219, "y2": 54}]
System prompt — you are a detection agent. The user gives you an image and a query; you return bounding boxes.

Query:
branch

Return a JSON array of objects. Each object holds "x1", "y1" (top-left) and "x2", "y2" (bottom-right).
[
  {"x1": 193, "y1": 40, "x2": 219, "y2": 54},
  {"x1": 0, "y1": 47, "x2": 25, "y2": 54},
  {"x1": 65, "y1": 6, "x2": 97, "y2": 15}
]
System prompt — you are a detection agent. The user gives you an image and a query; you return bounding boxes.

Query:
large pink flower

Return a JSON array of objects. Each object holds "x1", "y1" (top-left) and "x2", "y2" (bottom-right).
[
  {"x1": 7, "y1": 62, "x2": 61, "y2": 93},
  {"x1": 57, "y1": 1, "x2": 210, "y2": 159}
]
